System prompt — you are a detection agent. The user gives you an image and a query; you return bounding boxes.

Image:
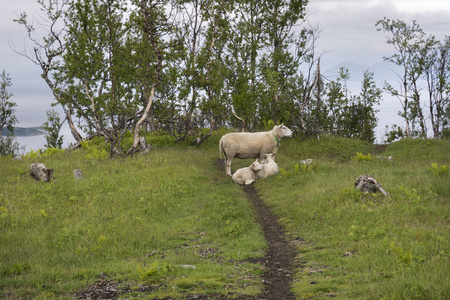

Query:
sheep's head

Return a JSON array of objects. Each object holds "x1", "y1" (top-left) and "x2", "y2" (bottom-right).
[
  {"x1": 250, "y1": 160, "x2": 263, "y2": 172},
  {"x1": 265, "y1": 153, "x2": 275, "y2": 162},
  {"x1": 274, "y1": 124, "x2": 293, "y2": 137}
]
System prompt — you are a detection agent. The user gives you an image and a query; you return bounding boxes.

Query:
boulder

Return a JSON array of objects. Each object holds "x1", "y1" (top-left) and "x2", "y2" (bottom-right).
[
  {"x1": 74, "y1": 169, "x2": 84, "y2": 180},
  {"x1": 355, "y1": 175, "x2": 388, "y2": 196},
  {"x1": 30, "y1": 163, "x2": 53, "y2": 182}
]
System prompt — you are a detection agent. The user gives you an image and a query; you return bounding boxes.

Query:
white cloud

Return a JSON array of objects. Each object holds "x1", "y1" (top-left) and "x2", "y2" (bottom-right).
[
  {"x1": 305, "y1": 0, "x2": 450, "y2": 69},
  {"x1": 393, "y1": 0, "x2": 450, "y2": 12}
]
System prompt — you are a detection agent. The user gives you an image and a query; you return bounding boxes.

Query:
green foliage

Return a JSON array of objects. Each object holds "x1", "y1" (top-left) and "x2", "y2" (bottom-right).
[
  {"x1": 384, "y1": 124, "x2": 405, "y2": 143},
  {"x1": 280, "y1": 162, "x2": 318, "y2": 178},
  {"x1": 137, "y1": 261, "x2": 174, "y2": 283},
  {"x1": 0, "y1": 70, "x2": 21, "y2": 157},
  {"x1": 40, "y1": 148, "x2": 65, "y2": 158},
  {"x1": 21, "y1": 148, "x2": 41, "y2": 159},
  {"x1": 263, "y1": 119, "x2": 276, "y2": 131},
  {"x1": 376, "y1": 18, "x2": 449, "y2": 139},
  {"x1": 351, "y1": 152, "x2": 373, "y2": 162},
  {"x1": 389, "y1": 242, "x2": 416, "y2": 268},
  {"x1": 80, "y1": 139, "x2": 108, "y2": 160},
  {"x1": 42, "y1": 110, "x2": 63, "y2": 149},
  {"x1": 430, "y1": 162, "x2": 448, "y2": 176}
]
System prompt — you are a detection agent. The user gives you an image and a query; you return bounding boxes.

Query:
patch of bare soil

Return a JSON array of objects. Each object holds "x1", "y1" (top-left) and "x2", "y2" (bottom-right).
[
  {"x1": 74, "y1": 276, "x2": 156, "y2": 299},
  {"x1": 373, "y1": 144, "x2": 388, "y2": 154}
]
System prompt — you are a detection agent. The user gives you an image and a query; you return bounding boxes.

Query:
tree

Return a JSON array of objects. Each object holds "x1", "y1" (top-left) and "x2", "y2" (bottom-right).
[
  {"x1": 347, "y1": 70, "x2": 382, "y2": 142},
  {"x1": 292, "y1": 24, "x2": 322, "y2": 133},
  {"x1": 223, "y1": 0, "x2": 265, "y2": 131},
  {"x1": 64, "y1": 0, "x2": 135, "y2": 156},
  {"x1": 0, "y1": 70, "x2": 21, "y2": 157},
  {"x1": 376, "y1": 18, "x2": 426, "y2": 138},
  {"x1": 377, "y1": 18, "x2": 450, "y2": 140},
  {"x1": 13, "y1": 0, "x2": 84, "y2": 144},
  {"x1": 325, "y1": 67, "x2": 350, "y2": 135},
  {"x1": 259, "y1": 0, "x2": 308, "y2": 126},
  {"x1": 13, "y1": 0, "x2": 336, "y2": 153},
  {"x1": 424, "y1": 36, "x2": 450, "y2": 138},
  {"x1": 127, "y1": 0, "x2": 183, "y2": 154},
  {"x1": 42, "y1": 110, "x2": 64, "y2": 148}
]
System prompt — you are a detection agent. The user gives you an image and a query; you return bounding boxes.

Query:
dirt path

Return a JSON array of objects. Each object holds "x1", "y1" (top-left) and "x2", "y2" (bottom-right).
[
  {"x1": 216, "y1": 159, "x2": 297, "y2": 299},
  {"x1": 242, "y1": 184, "x2": 297, "y2": 300},
  {"x1": 76, "y1": 162, "x2": 297, "y2": 300}
]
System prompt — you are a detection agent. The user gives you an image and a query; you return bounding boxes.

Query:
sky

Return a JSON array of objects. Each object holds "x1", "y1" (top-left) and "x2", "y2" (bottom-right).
[{"x1": 1, "y1": 0, "x2": 450, "y2": 148}]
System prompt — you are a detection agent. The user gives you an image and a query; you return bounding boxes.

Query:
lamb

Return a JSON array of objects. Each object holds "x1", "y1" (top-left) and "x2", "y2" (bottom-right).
[
  {"x1": 219, "y1": 124, "x2": 292, "y2": 175},
  {"x1": 232, "y1": 160, "x2": 263, "y2": 185},
  {"x1": 256, "y1": 153, "x2": 279, "y2": 179}
]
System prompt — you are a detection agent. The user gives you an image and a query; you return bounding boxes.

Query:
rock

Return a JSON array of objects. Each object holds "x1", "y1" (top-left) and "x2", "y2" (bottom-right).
[
  {"x1": 30, "y1": 163, "x2": 53, "y2": 182},
  {"x1": 355, "y1": 175, "x2": 388, "y2": 196},
  {"x1": 376, "y1": 155, "x2": 394, "y2": 161},
  {"x1": 178, "y1": 265, "x2": 197, "y2": 269},
  {"x1": 300, "y1": 159, "x2": 313, "y2": 165},
  {"x1": 74, "y1": 169, "x2": 84, "y2": 180}
]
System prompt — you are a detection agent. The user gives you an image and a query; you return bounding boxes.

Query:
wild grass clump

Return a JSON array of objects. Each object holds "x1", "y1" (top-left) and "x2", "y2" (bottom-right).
[
  {"x1": 351, "y1": 152, "x2": 372, "y2": 162},
  {"x1": 430, "y1": 162, "x2": 448, "y2": 176}
]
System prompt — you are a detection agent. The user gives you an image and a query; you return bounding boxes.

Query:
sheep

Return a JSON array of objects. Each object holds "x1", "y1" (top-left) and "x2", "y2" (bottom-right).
[
  {"x1": 219, "y1": 124, "x2": 293, "y2": 175},
  {"x1": 256, "y1": 153, "x2": 279, "y2": 179},
  {"x1": 232, "y1": 160, "x2": 263, "y2": 185}
]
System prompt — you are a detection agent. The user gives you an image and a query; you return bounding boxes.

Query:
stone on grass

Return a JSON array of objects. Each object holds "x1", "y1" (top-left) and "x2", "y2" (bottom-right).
[
  {"x1": 30, "y1": 163, "x2": 53, "y2": 182},
  {"x1": 355, "y1": 175, "x2": 388, "y2": 196},
  {"x1": 74, "y1": 169, "x2": 84, "y2": 180}
]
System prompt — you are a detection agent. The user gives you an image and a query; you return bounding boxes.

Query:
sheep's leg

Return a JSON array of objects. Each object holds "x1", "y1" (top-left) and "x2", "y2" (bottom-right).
[
  {"x1": 225, "y1": 157, "x2": 233, "y2": 176},
  {"x1": 259, "y1": 154, "x2": 266, "y2": 164},
  {"x1": 245, "y1": 179, "x2": 255, "y2": 185}
]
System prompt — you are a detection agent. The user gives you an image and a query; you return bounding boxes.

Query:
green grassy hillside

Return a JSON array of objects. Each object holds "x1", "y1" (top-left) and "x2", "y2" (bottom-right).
[
  {"x1": 1, "y1": 133, "x2": 448, "y2": 299},
  {"x1": 259, "y1": 136, "x2": 449, "y2": 299}
]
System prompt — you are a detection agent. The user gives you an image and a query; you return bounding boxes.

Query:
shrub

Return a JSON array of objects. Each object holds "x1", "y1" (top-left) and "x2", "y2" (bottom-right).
[
  {"x1": 352, "y1": 152, "x2": 372, "y2": 162},
  {"x1": 430, "y1": 163, "x2": 448, "y2": 176}
]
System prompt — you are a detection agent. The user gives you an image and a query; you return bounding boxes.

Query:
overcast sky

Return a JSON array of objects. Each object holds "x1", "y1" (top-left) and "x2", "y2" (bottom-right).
[{"x1": 1, "y1": 0, "x2": 450, "y2": 143}]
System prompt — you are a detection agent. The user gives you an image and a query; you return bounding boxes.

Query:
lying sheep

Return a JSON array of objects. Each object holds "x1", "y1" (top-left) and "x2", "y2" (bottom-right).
[
  {"x1": 256, "y1": 153, "x2": 279, "y2": 179},
  {"x1": 220, "y1": 124, "x2": 293, "y2": 175},
  {"x1": 232, "y1": 160, "x2": 263, "y2": 185}
]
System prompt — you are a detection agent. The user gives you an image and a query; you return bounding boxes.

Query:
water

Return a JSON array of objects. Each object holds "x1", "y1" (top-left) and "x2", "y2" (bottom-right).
[{"x1": 15, "y1": 126, "x2": 76, "y2": 153}]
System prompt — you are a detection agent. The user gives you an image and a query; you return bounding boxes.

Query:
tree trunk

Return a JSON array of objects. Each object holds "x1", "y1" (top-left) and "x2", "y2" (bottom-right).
[
  {"x1": 128, "y1": 83, "x2": 157, "y2": 154},
  {"x1": 403, "y1": 70, "x2": 411, "y2": 138},
  {"x1": 65, "y1": 108, "x2": 83, "y2": 143}
]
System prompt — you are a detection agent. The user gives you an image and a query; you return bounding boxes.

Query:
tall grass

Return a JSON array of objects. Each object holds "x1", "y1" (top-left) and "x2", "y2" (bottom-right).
[{"x1": 258, "y1": 137, "x2": 450, "y2": 299}]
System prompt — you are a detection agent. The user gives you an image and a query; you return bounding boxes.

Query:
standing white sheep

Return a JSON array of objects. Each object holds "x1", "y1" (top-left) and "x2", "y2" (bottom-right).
[
  {"x1": 256, "y1": 153, "x2": 279, "y2": 179},
  {"x1": 232, "y1": 160, "x2": 263, "y2": 185},
  {"x1": 219, "y1": 124, "x2": 293, "y2": 176}
]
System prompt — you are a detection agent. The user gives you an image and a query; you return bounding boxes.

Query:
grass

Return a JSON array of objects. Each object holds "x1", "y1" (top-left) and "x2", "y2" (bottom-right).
[
  {"x1": 1, "y1": 132, "x2": 449, "y2": 299},
  {"x1": 0, "y1": 133, "x2": 265, "y2": 299},
  {"x1": 257, "y1": 136, "x2": 449, "y2": 299}
]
